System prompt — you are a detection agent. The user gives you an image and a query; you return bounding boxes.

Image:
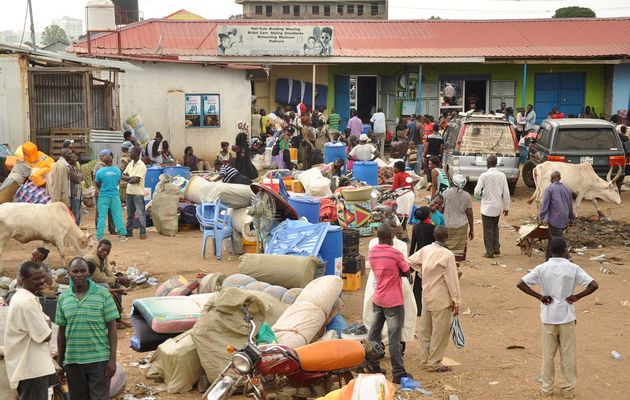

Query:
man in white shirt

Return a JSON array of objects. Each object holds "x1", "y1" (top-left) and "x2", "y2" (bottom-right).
[
  {"x1": 4, "y1": 261, "x2": 56, "y2": 399},
  {"x1": 349, "y1": 134, "x2": 379, "y2": 161},
  {"x1": 370, "y1": 107, "x2": 387, "y2": 154},
  {"x1": 525, "y1": 104, "x2": 537, "y2": 132},
  {"x1": 122, "y1": 146, "x2": 148, "y2": 239},
  {"x1": 474, "y1": 155, "x2": 510, "y2": 258},
  {"x1": 517, "y1": 238, "x2": 598, "y2": 399}
]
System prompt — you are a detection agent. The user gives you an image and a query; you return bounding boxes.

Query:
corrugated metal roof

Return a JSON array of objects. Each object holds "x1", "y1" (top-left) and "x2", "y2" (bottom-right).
[{"x1": 69, "y1": 18, "x2": 630, "y2": 61}]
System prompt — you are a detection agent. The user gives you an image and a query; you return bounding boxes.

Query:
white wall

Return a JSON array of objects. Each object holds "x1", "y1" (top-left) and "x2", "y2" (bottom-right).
[
  {"x1": 0, "y1": 54, "x2": 30, "y2": 151},
  {"x1": 119, "y1": 62, "x2": 251, "y2": 163}
]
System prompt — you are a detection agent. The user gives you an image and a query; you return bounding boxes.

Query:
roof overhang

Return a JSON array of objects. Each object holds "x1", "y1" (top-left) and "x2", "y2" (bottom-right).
[{"x1": 181, "y1": 55, "x2": 486, "y2": 64}]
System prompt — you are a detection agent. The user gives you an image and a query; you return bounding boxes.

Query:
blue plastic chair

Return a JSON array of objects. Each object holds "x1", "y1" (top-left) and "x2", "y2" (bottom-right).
[{"x1": 196, "y1": 201, "x2": 234, "y2": 260}]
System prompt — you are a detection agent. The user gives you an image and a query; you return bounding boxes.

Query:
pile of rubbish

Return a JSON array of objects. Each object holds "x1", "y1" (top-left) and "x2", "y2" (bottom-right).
[{"x1": 565, "y1": 216, "x2": 630, "y2": 248}]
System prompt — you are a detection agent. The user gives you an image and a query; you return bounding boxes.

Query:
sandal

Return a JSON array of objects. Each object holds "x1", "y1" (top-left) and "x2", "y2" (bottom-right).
[{"x1": 428, "y1": 366, "x2": 452, "y2": 373}]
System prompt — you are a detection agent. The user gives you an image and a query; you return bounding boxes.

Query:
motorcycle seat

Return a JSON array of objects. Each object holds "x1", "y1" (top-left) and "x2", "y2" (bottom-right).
[{"x1": 295, "y1": 339, "x2": 365, "y2": 372}]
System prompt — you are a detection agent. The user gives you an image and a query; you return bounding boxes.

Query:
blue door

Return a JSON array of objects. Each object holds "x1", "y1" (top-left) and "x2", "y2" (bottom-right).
[
  {"x1": 534, "y1": 72, "x2": 585, "y2": 124},
  {"x1": 334, "y1": 75, "x2": 350, "y2": 131}
]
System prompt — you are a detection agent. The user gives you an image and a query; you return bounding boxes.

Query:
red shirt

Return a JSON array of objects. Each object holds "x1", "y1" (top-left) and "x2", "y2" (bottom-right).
[
  {"x1": 392, "y1": 171, "x2": 412, "y2": 190},
  {"x1": 368, "y1": 244, "x2": 410, "y2": 308},
  {"x1": 551, "y1": 112, "x2": 565, "y2": 119}
]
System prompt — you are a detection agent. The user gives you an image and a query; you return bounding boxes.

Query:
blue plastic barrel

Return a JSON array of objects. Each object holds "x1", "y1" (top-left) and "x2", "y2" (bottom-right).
[
  {"x1": 324, "y1": 142, "x2": 347, "y2": 165},
  {"x1": 288, "y1": 196, "x2": 321, "y2": 224},
  {"x1": 353, "y1": 161, "x2": 378, "y2": 186},
  {"x1": 144, "y1": 166, "x2": 162, "y2": 203},
  {"x1": 320, "y1": 225, "x2": 343, "y2": 276},
  {"x1": 163, "y1": 165, "x2": 191, "y2": 179}
]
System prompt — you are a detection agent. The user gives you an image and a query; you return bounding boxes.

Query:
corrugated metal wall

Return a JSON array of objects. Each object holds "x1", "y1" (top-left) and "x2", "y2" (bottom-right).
[
  {"x1": 29, "y1": 72, "x2": 114, "y2": 154},
  {"x1": 30, "y1": 73, "x2": 85, "y2": 154}
]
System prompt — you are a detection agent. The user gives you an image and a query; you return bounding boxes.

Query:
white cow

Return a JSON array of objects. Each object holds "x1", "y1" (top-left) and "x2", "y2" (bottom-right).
[
  {"x1": 527, "y1": 162, "x2": 623, "y2": 215},
  {"x1": 0, "y1": 202, "x2": 94, "y2": 272}
]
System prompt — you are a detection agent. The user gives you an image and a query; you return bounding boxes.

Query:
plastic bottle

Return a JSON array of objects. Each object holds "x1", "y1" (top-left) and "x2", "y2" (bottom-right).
[{"x1": 611, "y1": 351, "x2": 623, "y2": 360}]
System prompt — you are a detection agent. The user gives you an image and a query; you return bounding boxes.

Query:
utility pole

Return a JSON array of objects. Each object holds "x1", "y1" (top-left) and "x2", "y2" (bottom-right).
[{"x1": 27, "y1": 0, "x2": 36, "y2": 50}]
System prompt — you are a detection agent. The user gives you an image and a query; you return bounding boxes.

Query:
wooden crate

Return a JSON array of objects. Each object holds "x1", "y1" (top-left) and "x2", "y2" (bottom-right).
[{"x1": 50, "y1": 128, "x2": 89, "y2": 159}]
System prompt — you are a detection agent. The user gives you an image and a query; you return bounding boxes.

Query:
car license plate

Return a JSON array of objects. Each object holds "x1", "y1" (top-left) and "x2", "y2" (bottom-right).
[{"x1": 580, "y1": 156, "x2": 593, "y2": 164}]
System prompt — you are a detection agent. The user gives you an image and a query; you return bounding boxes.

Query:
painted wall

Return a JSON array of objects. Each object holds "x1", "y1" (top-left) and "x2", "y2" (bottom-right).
[
  {"x1": 119, "y1": 62, "x2": 251, "y2": 162},
  {"x1": 0, "y1": 54, "x2": 30, "y2": 151},
  {"x1": 255, "y1": 64, "x2": 329, "y2": 113},
  {"x1": 612, "y1": 64, "x2": 630, "y2": 113},
  {"x1": 324, "y1": 62, "x2": 606, "y2": 117}
]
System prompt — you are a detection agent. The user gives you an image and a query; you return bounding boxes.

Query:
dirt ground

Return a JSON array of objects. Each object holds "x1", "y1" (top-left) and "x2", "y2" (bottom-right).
[{"x1": 1, "y1": 180, "x2": 629, "y2": 400}]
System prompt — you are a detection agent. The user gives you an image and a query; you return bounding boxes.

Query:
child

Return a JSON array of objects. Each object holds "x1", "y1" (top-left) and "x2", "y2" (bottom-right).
[
  {"x1": 217, "y1": 141, "x2": 232, "y2": 163},
  {"x1": 161, "y1": 141, "x2": 174, "y2": 164},
  {"x1": 409, "y1": 206, "x2": 435, "y2": 255},
  {"x1": 391, "y1": 161, "x2": 413, "y2": 191},
  {"x1": 430, "y1": 194, "x2": 445, "y2": 226}
]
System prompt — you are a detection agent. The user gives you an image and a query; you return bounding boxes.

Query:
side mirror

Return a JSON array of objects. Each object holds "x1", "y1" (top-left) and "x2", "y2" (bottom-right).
[{"x1": 371, "y1": 191, "x2": 379, "y2": 199}]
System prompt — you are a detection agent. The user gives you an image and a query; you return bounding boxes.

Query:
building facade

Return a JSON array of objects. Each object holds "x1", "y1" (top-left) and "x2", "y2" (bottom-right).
[
  {"x1": 236, "y1": 0, "x2": 387, "y2": 19},
  {"x1": 51, "y1": 16, "x2": 83, "y2": 40},
  {"x1": 69, "y1": 17, "x2": 630, "y2": 160}
]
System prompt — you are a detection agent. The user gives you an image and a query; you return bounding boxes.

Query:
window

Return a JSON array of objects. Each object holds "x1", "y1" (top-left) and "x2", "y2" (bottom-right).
[
  {"x1": 357, "y1": 5, "x2": 364, "y2": 15},
  {"x1": 554, "y1": 128, "x2": 618, "y2": 150},
  {"x1": 266, "y1": 5, "x2": 272, "y2": 16},
  {"x1": 460, "y1": 123, "x2": 515, "y2": 155},
  {"x1": 283, "y1": 5, "x2": 290, "y2": 14},
  {"x1": 536, "y1": 126, "x2": 551, "y2": 148},
  {"x1": 185, "y1": 94, "x2": 220, "y2": 128},
  {"x1": 312, "y1": 5, "x2": 319, "y2": 15},
  {"x1": 324, "y1": 5, "x2": 330, "y2": 16},
  {"x1": 337, "y1": 4, "x2": 344, "y2": 15},
  {"x1": 255, "y1": 5, "x2": 262, "y2": 15},
  {"x1": 294, "y1": 5, "x2": 300, "y2": 16},
  {"x1": 347, "y1": 4, "x2": 354, "y2": 14},
  {"x1": 371, "y1": 3, "x2": 379, "y2": 16}
]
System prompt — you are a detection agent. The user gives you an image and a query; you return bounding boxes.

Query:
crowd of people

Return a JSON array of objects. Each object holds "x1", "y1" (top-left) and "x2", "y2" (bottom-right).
[{"x1": 4, "y1": 98, "x2": 623, "y2": 400}]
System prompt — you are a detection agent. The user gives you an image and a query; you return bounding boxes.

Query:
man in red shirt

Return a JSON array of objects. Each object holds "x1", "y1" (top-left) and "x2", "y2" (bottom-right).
[
  {"x1": 550, "y1": 107, "x2": 565, "y2": 119},
  {"x1": 367, "y1": 224, "x2": 413, "y2": 383},
  {"x1": 391, "y1": 161, "x2": 413, "y2": 191}
]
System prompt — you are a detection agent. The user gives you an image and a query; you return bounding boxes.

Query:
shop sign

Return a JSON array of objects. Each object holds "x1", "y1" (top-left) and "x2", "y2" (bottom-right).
[{"x1": 216, "y1": 25, "x2": 334, "y2": 56}]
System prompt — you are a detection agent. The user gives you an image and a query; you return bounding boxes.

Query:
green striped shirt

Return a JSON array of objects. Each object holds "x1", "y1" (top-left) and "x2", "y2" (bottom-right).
[
  {"x1": 56, "y1": 281, "x2": 119, "y2": 364},
  {"x1": 328, "y1": 113, "x2": 341, "y2": 131}
]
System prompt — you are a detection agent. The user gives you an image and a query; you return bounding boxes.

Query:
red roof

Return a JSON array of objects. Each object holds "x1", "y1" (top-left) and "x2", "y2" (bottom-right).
[{"x1": 70, "y1": 18, "x2": 630, "y2": 61}]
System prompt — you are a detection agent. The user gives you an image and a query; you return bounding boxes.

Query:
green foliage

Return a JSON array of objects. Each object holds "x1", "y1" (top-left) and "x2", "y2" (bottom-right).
[
  {"x1": 429, "y1": 15, "x2": 442, "y2": 20},
  {"x1": 41, "y1": 25, "x2": 69, "y2": 47},
  {"x1": 552, "y1": 7, "x2": 596, "y2": 18}
]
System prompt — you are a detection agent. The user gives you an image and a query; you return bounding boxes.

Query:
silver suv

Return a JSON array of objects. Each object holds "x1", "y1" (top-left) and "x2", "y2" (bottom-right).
[{"x1": 442, "y1": 114, "x2": 520, "y2": 194}]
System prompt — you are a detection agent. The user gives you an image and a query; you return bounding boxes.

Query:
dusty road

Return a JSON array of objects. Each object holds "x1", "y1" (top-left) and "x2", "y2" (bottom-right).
[{"x1": 2, "y1": 181, "x2": 629, "y2": 399}]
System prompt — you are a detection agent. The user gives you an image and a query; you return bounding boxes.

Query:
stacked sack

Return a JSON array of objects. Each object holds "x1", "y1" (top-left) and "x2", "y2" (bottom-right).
[{"x1": 272, "y1": 275, "x2": 343, "y2": 348}]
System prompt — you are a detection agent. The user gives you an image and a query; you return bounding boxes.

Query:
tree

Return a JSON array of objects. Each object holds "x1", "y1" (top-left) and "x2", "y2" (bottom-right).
[
  {"x1": 552, "y1": 7, "x2": 596, "y2": 18},
  {"x1": 429, "y1": 16, "x2": 442, "y2": 20},
  {"x1": 41, "y1": 25, "x2": 69, "y2": 46}
]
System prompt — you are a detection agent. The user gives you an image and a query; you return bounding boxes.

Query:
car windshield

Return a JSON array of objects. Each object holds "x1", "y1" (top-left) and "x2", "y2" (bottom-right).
[
  {"x1": 460, "y1": 122, "x2": 515, "y2": 156},
  {"x1": 554, "y1": 128, "x2": 619, "y2": 150}
]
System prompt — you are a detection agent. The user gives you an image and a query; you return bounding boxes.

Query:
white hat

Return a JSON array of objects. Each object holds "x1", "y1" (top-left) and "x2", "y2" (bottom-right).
[
  {"x1": 452, "y1": 172, "x2": 467, "y2": 188},
  {"x1": 359, "y1": 134, "x2": 369, "y2": 141}
]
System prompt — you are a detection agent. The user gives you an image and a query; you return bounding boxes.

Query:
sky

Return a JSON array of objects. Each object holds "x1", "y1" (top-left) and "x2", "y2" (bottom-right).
[{"x1": 1, "y1": 0, "x2": 630, "y2": 33}]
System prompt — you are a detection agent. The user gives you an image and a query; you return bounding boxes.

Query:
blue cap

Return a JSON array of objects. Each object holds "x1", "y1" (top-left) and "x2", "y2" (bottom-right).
[{"x1": 99, "y1": 149, "x2": 112, "y2": 157}]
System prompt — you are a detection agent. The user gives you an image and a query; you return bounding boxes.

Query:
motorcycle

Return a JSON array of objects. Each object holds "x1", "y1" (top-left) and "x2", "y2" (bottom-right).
[
  {"x1": 371, "y1": 180, "x2": 415, "y2": 241},
  {"x1": 203, "y1": 307, "x2": 384, "y2": 400}
]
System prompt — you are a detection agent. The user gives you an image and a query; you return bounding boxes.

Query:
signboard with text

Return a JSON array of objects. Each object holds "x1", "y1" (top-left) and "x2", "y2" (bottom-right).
[{"x1": 216, "y1": 25, "x2": 334, "y2": 57}]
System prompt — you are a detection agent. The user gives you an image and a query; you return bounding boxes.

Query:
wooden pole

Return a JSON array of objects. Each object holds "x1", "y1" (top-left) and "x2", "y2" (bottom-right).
[{"x1": 312, "y1": 64, "x2": 316, "y2": 112}]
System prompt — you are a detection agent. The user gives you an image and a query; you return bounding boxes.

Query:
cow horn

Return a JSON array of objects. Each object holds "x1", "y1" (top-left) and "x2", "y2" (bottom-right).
[
  {"x1": 606, "y1": 166, "x2": 613, "y2": 182},
  {"x1": 611, "y1": 165, "x2": 623, "y2": 183}
]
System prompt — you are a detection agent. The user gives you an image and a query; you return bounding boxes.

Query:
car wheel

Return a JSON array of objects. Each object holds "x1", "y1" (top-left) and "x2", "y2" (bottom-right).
[
  {"x1": 508, "y1": 182, "x2": 517, "y2": 196},
  {"x1": 522, "y1": 161, "x2": 536, "y2": 188}
]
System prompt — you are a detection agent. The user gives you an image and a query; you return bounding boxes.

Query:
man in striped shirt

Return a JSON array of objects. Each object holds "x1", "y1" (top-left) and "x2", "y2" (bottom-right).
[{"x1": 56, "y1": 257, "x2": 119, "y2": 400}]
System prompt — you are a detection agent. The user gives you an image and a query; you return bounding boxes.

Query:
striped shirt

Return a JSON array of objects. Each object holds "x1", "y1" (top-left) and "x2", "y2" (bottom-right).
[
  {"x1": 328, "y1": 113, "x2": 341, "y2": 131},
  {"x1": 55, "y1": 281, "x2": 119, "y2": 364},
  {"x1": 220, "y1": 164, "x2": 239, "y2": 183}
]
